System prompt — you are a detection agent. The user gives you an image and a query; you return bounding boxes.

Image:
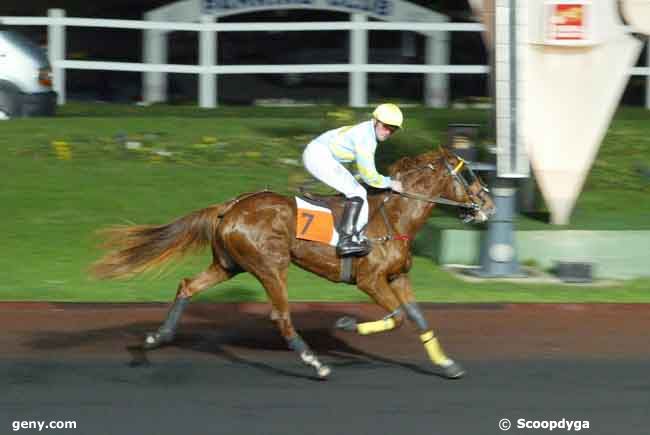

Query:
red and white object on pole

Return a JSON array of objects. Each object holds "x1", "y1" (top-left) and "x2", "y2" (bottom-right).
[{"x1": 544, "y1": 1, "x2": 594, "y2": 43}]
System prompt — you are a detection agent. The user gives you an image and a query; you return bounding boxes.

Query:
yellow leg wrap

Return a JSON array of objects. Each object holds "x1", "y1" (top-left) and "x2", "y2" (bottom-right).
[
  {"x1": 420, "y1": 331, "x2": 452, "y2": 366},
  {"x1": 357, "y1": 318, "x2": 396, "y2": 335}
]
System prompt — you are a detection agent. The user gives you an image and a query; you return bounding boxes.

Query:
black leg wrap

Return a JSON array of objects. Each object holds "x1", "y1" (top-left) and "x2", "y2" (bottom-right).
[
  {"x1": 287, "y1": 335, "x2": 309, "y2": 353},
  {"x1": 159, "y1": 297, "x2": 190, "y2": 335},
  {"x1": 402, "y1": 302, "x2": 429, "y2": 331}
]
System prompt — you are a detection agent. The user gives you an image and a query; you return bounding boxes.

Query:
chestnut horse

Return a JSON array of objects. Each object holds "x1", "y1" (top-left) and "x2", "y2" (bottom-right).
[{"x1": 92, "y1": 147, "x2": 495, "y2": 379}]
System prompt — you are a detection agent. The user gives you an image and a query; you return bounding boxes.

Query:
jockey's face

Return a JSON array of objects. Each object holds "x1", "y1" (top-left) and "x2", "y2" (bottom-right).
[{"x1": 374, "y1": 120, "x2": 398, "y2": 142}]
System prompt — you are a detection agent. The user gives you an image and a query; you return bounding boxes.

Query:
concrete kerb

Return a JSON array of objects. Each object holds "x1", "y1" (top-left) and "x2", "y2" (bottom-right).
[
  {"x1": 421, "y1": 229, "x2": 650, "y2": 280},
  {"x1": 443, "y1": 264, "x2": 622, "y2": 287}
]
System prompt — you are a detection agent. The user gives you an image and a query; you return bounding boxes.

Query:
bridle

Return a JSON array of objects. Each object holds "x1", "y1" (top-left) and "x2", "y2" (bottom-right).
[
  {"x1": 394, "y1": 155, "x2": 490, "y2": 212},
  {"x1": 361, "y1": 154, "x2": 492, "y2": 242},
  {"x1": 364, "y1": 154, "x2": 491, "y2": 242}
]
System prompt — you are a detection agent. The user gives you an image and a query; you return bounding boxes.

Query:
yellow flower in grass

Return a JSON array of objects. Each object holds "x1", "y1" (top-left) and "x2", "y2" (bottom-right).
[
  {"x1": 327, "y1": 109, "x2": 354, "y2": 123},
  {"x1": 51, "y1": 141, "x2": 72, "y2": 160}
]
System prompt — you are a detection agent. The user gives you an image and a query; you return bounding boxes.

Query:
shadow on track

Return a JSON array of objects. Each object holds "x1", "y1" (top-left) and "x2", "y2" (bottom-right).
[{"x1": 26, "y1": 309, "x2": 448, "y2": 380}]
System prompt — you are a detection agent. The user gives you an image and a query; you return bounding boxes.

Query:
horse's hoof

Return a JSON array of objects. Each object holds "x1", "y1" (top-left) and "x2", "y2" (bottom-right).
[
  {"x1": 143, "y1": 331, "x2": 174, "y2": 350},
  {"x1": 317, "y1": 365, "x2": 332, "y2": 379},
  {"x1": 335, "y1": 316, "x2": 357, "y2": 332},
  {"x1": 440, "y1": 361, "x2": 465, "y2": 379}
]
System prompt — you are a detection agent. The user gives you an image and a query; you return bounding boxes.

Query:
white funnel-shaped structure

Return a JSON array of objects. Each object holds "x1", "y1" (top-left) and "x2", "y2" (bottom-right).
[
  {"x1": 469, "y1": 0, "x2": 647, "y2": 224},
  {"x1": 620, "y1": 0, "x2": 650, "y2": 32}
]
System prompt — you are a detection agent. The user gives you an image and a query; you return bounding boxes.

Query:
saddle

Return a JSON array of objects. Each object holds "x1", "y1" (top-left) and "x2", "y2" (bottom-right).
[{"x1": 298, "y1": 192, "x2": 346, "y2": 228}]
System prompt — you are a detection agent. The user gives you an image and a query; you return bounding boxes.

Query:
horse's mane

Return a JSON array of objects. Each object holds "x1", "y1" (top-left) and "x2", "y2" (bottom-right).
[{"x1": 388, "y1": 149, "x2": 442, "y2": 177}]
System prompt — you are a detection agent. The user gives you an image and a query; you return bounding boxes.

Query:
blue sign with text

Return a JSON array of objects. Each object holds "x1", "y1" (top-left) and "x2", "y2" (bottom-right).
[{"x1": 203, "y1": 0, "x2": 394, "y2": 17}]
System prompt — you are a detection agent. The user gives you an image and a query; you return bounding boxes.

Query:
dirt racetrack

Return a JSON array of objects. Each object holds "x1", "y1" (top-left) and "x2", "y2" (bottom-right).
[{"x1": 1, "y1": 302, "x2": 649, "y2": 435}]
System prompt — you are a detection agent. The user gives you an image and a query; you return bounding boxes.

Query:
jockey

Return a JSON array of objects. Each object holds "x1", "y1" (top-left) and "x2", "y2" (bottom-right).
[{"x1": 302, "y1": 103, "x2": 404, "y2": 257}]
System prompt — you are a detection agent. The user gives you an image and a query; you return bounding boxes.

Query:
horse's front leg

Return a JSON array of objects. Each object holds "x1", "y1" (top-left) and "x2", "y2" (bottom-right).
[
  {"x1": 390, "y1": 275, "x2": 465, "y2": 379},
  {"x1": 335, "y1": 273, "x2": 406, "y2": 335},
  {"x1": 338, "y1": 274, "x2": 465, "y2": 379}
]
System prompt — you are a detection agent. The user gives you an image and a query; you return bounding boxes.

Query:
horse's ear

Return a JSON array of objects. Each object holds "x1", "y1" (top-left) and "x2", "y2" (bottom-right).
[{"x1": 439, "y1": 145, "x2": 450, "y2": 158}]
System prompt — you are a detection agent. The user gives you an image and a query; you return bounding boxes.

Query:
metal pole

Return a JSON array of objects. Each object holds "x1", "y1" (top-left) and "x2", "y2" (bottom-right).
[
  {"x1": 477, "y1": 178, "x2": 521, "y2": 276},
  {"x1": 475, "y1": 0, "x2": 523, "y2": 277}
]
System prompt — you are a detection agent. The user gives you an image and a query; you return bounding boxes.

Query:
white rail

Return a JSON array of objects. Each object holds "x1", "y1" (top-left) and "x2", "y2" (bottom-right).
[
  {"x1": 0, "y1": 12, "x2": 647, "y2": 108},
  {"x1": 0, "y1": 16, "x2": 484, "y2": 32},
  {"x1": 0, "y1": 12, "x2": 488, "y2": 107},
  {"x1": 58, "y1": 60, "x2": 490, "y2": 75}
]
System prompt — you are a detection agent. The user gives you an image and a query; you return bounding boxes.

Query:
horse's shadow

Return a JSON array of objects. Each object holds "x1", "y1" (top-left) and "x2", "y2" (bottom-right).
[{"x1": 25, "y1": 309, "x2": 442, "y2": 380}]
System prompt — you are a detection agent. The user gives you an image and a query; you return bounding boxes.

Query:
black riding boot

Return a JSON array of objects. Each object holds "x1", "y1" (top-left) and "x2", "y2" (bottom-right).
[{"x1": 337, "y1": 197, "x2": 371, "y2": 257}]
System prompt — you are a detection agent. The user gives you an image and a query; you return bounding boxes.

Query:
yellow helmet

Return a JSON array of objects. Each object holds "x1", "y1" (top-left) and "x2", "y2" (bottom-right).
[{"x1": 372, "y1": 103, "x2": 403, "y2": 129}]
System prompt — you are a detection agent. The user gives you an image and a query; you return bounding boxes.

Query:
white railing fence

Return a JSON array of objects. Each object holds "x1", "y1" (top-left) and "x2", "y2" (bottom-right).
[{"x1": 1, "y1": 9, "x2": 648, "y2": 108}]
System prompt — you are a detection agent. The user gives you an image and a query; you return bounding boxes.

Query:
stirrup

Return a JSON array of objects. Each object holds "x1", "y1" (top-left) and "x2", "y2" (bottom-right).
[{"x1": 337, "y1": 235, "x2": 371, "y2": 257}]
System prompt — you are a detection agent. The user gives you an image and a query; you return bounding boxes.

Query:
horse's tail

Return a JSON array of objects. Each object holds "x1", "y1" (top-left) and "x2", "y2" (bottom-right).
[{"x1": 91, "y1": 199, "x2": 237, "y2": 280}]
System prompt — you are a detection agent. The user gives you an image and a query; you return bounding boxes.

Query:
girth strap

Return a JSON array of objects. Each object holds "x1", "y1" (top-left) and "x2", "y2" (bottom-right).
[{"x1": 339, "y1": 256, "x2": 355, "y2": 284}]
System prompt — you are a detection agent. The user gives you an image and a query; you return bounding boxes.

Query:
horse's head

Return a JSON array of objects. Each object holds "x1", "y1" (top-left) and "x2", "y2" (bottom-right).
[
  {"x1": 438, "y1": 147, "x2": 495, "y2": 223},
  {"x1": 390, "y1": 147, "x2": 496, "y2": 223}
]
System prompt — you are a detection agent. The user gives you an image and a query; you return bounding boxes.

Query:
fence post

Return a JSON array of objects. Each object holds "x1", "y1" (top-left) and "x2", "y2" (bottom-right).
[
  {"x1": 199, "y1": 14, "x2": 217, "y2": 108},
  {"x1": 349, "y1": 13, "x2": 367, "y2": 107},
  {"x1": 143, "y1": 11, "x2": 168, "y2": 103},
  {"x1": 47, "y1": 9, "x2": 66, "y2": 105},
  {"x1": 425, "y1": 29, "x2": 449, "y2": 108}
]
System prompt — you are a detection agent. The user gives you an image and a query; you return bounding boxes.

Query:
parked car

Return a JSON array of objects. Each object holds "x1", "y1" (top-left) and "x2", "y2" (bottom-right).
[{"x1": 0, "y1": 30, "x2": 56, "y2": 119}]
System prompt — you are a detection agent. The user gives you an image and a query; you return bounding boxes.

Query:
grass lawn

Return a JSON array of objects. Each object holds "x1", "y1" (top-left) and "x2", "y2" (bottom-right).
[{"x1": 1, "y1": 103, "x2": 649, "y2": 302}]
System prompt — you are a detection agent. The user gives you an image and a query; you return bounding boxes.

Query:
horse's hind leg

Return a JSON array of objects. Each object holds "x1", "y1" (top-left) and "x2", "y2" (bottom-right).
[
  {"x1": 144, "y1": 264, "x2": 233, "y2": 349},
  {"x1": 254, "y1": 267, "x2": 331, "y2": 379}
]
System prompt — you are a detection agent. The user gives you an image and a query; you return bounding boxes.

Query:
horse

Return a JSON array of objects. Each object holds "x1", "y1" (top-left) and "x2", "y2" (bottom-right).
[{"x1": 92, "y1": 147, "x2": 495, "y2": 379}]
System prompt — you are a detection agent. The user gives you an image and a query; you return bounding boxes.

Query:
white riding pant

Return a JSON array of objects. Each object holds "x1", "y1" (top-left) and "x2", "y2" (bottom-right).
[{"x1": 302, "y1": 140, "x2": 368, "y2": 234}]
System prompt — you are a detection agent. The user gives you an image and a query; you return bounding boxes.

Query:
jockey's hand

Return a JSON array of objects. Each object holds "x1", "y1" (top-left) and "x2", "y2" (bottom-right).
[{"x1": 390, "y1": 180, "x2": 404, "y2": 193}]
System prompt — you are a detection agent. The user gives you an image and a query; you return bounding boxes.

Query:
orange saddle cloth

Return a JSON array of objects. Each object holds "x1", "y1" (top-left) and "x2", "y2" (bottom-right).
[{"x1": 295, "y1": 197, "x2": 339, "y2": 246}]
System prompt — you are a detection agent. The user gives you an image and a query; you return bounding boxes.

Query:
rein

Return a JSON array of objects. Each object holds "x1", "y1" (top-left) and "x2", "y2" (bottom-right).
[
  {"x1": 359, "y1": 153, "x2": 489, "y2": 244},
  {"x1": 359, "y1": 194, "x2": 411, "y2": 243},
  {"x1": 364, "y1": 156, "x2": 484, "y2": 244},
  {"x1": 394, "y1": 161, "x2": 480, "y2": 210},
  {"x1": 395, "y1": 190, "x2": 478, "y2": 210}
]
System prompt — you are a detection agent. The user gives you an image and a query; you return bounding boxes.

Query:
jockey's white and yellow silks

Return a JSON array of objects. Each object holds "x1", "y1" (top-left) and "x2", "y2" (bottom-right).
[
  {"x1": 321, "y1": 120, "x2": 392, "y2": 189},
  {"x1": 302, "y1": 120, "x2": 392, "y2": 233}
]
